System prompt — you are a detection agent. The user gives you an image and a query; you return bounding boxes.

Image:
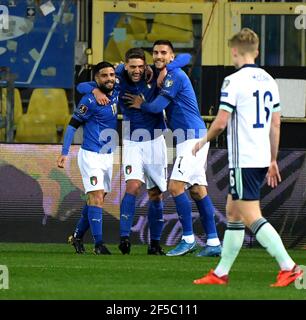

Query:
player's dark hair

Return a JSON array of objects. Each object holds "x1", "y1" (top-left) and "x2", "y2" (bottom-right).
[
  {"x1": 153, "y1": 40, "x2": 174, "y2": 52},
  {"x1": 93, "y1": 61, "x2": 114, "y2": 76},
  {"x1": 125, "y1": 48, "x2": 146, "y2": 62}
]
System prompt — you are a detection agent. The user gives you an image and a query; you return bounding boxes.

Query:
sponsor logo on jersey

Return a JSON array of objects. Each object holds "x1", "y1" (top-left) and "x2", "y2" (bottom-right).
[
  {"x1": 125, "y1": 165, "x2": 132, "y2": 175},
  {"x1": 90, "y1": 176, "x2": 98, "y2": 186},
  {"x1": 79, "y1": 104, "x2": 88, "y2": 115},
  {"x1": 164, "y1": 79, "x2": 173, "y2": 88},
  {"x1": 222, "y1": 79, "x2": 230, "y2": 90}
]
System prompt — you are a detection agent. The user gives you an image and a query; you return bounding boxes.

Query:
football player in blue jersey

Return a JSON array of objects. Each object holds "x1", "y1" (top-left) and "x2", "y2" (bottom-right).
[
  {"x1": 125, "y1": 40, "x2": 222, "y2": 257},
  {"x1": 57, "y1": 61, "x2": 118, "y2": 255},
  {"x1": 77, "y1": 48, "x2": 190, "y2": 255}
]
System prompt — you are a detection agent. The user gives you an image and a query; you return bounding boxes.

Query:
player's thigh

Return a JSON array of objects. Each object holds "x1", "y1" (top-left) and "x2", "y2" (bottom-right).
[
  {"x1": 229, "y1": 167, "x2": 267, "y2": 201},
  {"x1": 100, "y1": 153, "x2": 113, "y2": 193},
  {"x1": 78, "y1": 148, "x2": 111, "y2": 193},
  {"x1": 122, "y1": 140, "x2": 145, "y2": 183},
  {"x1": 228, "y1": 167, "x2": 267, "y2": 226},
  {"x1": 144, "y1": 135, "x2": 168, "y2": 166},
  {"x1": 144, "y1": 137, "x2": 168, "y2": 192},
  {"x1": 170, "y1": 139, "x2": 209, "y2": 187}
]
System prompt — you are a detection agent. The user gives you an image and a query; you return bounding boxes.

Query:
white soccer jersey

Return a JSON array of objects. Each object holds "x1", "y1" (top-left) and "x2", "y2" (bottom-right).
[{"x1": 219, "y1": 65, "x2": 281, "y2": 168}]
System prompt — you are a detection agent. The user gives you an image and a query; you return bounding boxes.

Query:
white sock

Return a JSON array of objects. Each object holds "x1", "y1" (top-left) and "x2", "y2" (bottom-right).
[
  {"x1": 182, "y1": 234, "x2": 195, "y2": 244},
  {"x1": 253, "y1": 219, "x2": 295, "y2": 271}
]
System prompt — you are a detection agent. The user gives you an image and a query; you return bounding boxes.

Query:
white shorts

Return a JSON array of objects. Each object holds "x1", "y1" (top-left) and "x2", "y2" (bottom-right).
[
  {"x1": 170, "y1": 138, "x2": 209, "y2": 188},
  {"x1": 122, "y1": 135, "x2": 168, "y2": 192},
  {"x1": 77, "y1": 148, "x2": 113, "y2": 194}
]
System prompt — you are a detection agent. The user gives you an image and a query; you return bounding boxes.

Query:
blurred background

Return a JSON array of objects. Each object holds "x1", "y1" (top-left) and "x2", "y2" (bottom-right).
[{"x1": 0, "y1": 0, "x2": 305, "y2": 247}]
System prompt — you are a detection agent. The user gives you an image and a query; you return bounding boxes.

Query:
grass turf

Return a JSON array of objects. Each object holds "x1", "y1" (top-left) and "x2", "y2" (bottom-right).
[{"x1": 0, "y1": 243, "x2": 305, "y2": 300}]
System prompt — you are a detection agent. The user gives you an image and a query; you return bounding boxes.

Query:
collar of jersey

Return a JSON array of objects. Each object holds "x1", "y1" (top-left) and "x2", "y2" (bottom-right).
[{"x1": 239, "y1": 63, "x2": 258, "y2": 70}]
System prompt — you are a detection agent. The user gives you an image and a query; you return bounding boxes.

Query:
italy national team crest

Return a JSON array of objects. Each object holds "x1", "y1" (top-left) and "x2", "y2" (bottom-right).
[
  {"x1": 125, "y1": 165, "x2": 132, "y2": 175},
  {"x1": 90, "y1": 176, "x2": 98, "y2": 186},
  {"x1": 164, "y1": 79, "x2": 173, "y2": 87}
]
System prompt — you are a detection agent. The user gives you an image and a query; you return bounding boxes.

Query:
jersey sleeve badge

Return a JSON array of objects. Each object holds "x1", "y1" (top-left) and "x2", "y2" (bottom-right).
[
  {"x1": 164, "y1": 79, "x2": 173, "y2": 88},
  {"x1": 78, "y1": 104, "x2": 88, "y2": 115},
  {"x1": 221, "y1": 79, "x2": 230, "y2": 90}
]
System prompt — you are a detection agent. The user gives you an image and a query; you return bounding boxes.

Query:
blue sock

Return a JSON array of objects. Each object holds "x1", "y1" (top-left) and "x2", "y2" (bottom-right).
[
  {"x1": 88, "y1": 206, "x2": 103, "y2": 245},
  {"x1": 120, "y1": 193, "x2": 136, "y2": 237},
  {"x1": 195, "y1": 195, "x2": 218, "y2": 239},
  {"x1": 74, "y1": 204, "x2": 89, "y2": 238},
  {"x1": 173, "y1": 193, "x2": 193, "y2": 236},
  {"x1": 148, "y1": 200, "x2": 164, "y2": 241}
]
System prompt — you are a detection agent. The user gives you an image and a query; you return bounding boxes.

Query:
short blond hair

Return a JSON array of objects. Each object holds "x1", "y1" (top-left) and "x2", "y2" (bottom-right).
[{"x1": 228, "y1": 28, "x2": 259, "y2": 55}]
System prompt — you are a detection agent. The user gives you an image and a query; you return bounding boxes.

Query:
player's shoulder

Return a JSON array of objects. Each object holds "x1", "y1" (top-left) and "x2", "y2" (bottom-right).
[
  {"x1": 78, "y1": 93, "x2": 97, "y2": 111},
  {"x1": 166, "y1": 68, "x2": 187, "y2": 86},
  {"x1": 79, "y1": 93, "x2": 97, "y2": 108}
]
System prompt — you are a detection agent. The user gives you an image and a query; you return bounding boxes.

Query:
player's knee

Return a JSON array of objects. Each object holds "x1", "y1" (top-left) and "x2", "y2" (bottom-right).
[
  {"x1": 168, "y1": 181, "x2": 184, "y2": 197},
  {"x1": 87, "y1": 191, "x2": 104, "y2": 207},
  {"x1": 189, "y1": 185, "x2": 207, "y2": 201},
  {"x1": 126, "y1": 180, "x2": 142, "y2": 196},
  {"x1": 148, "y1": 187, "x2": 162, "y2": 201}
]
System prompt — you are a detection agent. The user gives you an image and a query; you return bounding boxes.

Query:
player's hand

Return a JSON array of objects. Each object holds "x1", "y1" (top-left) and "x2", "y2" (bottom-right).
[
  {"x1": 145, "y1": 65, "x2": 154, "y2": 83},
  {"x1": 57, "y1": 155, "x2": 68, "y2": 169},
  {"x1": 157, "y1": 67, "x2": 167, "y2": 88},
  {"x1": 92, "y1": 88, "x2": 109, "y2": 105},
  {"x1": 192, "y1": 139, "x2": 205, "y2": 156},
  {"x1": 266, "y1": 160, "x2": 281, "y2": 188},
  {"x1": 123, "y1": 93, "x2": 144, "y2": 109}
]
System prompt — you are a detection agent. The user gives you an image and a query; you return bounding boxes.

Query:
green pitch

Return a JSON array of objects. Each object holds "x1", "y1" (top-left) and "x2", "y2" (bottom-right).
[{"x1": 0, "y1": 243, "x2": 305, "y2": 300}]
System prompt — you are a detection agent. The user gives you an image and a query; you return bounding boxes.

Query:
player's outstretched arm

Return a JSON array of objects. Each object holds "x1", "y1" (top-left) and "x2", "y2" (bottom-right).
[
  {"x1": 76, "y1": 81, "x2": 97, "y2": 94},
  {"x1": 124, "y1": 93, "x2": 170, "y2": 114},
  {"x1": 77, "y1": 81, "x2": 109, "y2": 105},
  {"x1": 57, "y1": 117, "x2": 82, "y2": 168},
  {"x1": 192, "y1": 109, "x2": 230, "y2": 156}
]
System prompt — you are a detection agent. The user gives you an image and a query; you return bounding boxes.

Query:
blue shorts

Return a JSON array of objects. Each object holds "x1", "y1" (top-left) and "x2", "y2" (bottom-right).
[{"x1": 229, "y1": 167, "x2": 268, "y2": 201}]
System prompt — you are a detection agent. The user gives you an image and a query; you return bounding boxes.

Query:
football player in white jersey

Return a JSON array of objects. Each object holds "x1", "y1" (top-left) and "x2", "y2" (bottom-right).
[{"x1": 192, "y1": 28, "x2": 303, "y2": 287}]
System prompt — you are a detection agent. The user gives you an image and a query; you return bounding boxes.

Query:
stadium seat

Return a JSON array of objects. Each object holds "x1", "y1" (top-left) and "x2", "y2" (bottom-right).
[
  {"x1": 15, "y1": 113, "x2": 58, "y2": 143},
  {"x1": 0, "y1": 88, "x2": 23, "y2": 141},
  {"x1": 27, "y1": 88, "x2": 70, "y2": 129},
  {"x1": 146, "y1": 14, "x2": 193, "y2": 43}
]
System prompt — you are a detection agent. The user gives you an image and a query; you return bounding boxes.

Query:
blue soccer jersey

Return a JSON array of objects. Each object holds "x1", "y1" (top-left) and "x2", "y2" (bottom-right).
[
  {"x1": 77, "y1": 54, "x2": 191, "y2": 141},
  {"x1": 73, "y1": 91, "x2": 118, "y2": 153},
  {"x1": 141, "y1": 68, "x2": 206, "y2": 141},
  {"x1": 116, "y1": 69, "x2": 165, "y2": 141}
]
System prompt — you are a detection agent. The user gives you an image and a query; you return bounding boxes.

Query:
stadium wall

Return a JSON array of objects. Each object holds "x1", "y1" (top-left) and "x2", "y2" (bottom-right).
[{"x1": 1, "y1": 144, "x2": 306, "y2": 249}]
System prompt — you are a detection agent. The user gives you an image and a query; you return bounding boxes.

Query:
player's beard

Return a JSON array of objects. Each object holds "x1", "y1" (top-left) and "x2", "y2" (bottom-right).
[{"x1": 98, "y1": 81, "x2": 114, "y2": 94}]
